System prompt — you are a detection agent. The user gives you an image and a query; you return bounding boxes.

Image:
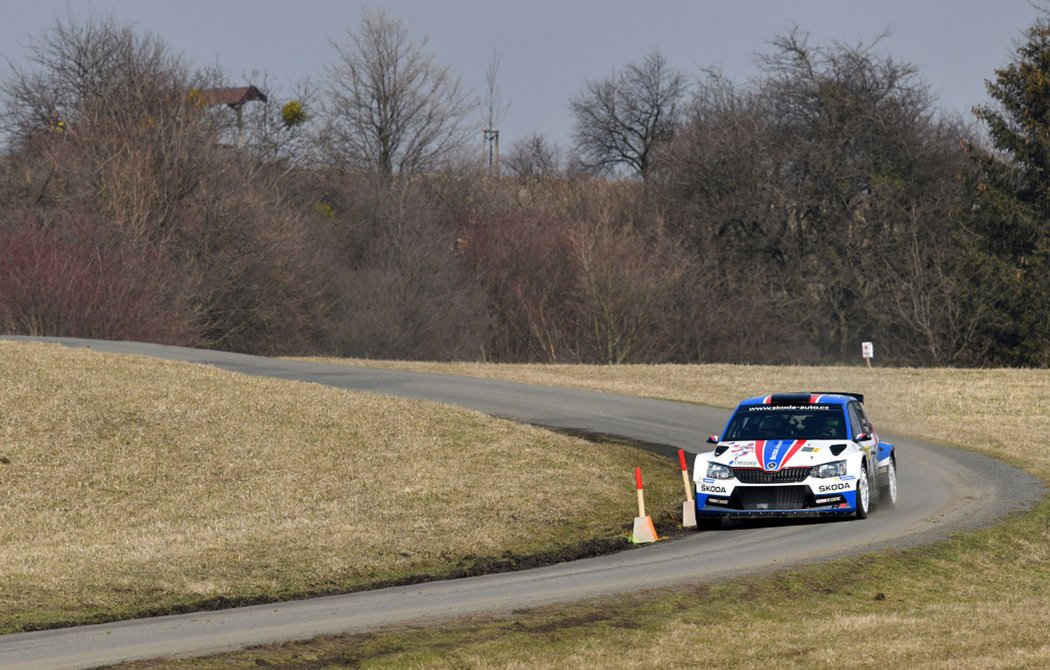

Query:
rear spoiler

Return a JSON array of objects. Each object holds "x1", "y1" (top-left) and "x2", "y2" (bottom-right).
[{"x1": 769, "y1": 392, "x2": 864, "y2": 404}]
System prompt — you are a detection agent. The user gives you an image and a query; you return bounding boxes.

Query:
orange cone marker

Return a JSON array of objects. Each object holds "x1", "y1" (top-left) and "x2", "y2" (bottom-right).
[
  {"x1": 631, "y1": 467, "x2": 659, "y2": 544},
  {"x1": 679, "y1": 449, "x2": 697, "y2": 528}
]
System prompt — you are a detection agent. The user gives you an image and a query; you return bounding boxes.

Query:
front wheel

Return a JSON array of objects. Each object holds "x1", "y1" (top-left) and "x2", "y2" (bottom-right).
[
  {"x1": 880, "y1": 459, "x2": 898, "y2": 508},
  {"x1": 855, "y1": 467, "x2": 870, "y2": 519}
]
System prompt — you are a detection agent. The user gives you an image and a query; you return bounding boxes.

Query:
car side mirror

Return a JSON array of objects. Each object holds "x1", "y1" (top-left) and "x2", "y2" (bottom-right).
[
  {"x1": 706, "y1": 435, "x2": 719, "y2": 444},
  {"x1": 855, "y1": 433, "x2": 872, "y2": 442}
]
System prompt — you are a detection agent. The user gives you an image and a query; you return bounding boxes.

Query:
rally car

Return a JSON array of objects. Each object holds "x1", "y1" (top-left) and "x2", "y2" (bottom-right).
[{"x1": 693, "y1": 392, "x2": 896, "y2": 529}]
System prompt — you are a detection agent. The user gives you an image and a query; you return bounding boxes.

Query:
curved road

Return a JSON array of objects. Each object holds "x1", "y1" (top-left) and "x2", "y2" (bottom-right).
[{"x1": 0, "y1": 337, "x2": 1043, "y2": 669}]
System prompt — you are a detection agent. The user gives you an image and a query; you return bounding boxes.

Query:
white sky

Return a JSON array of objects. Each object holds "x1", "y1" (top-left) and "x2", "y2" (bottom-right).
[{"x1": 1, "y1": 1, "x2": 1044, "y2": 150}]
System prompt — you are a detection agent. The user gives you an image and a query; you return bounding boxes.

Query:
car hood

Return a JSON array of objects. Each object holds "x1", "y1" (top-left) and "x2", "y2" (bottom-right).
[{"x1": 709, "y1": 439, "x2": 847, "y2": 472}]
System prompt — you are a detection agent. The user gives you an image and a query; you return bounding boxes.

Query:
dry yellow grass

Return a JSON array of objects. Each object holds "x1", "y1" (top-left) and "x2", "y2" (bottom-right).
[{"x1": 0, "y1": 342, "x2": 679, "y2": 632}]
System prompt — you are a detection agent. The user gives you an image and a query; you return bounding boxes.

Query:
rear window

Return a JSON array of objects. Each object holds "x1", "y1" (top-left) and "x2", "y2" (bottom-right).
[{"x1": 723, "y1": 404, "x2": 847, "y2": 441}]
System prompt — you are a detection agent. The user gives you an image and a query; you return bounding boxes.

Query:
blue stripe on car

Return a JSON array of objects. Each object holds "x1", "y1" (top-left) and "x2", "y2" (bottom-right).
[{"x1": 763, "y1": 439, "x2": 797, "y2": 470}]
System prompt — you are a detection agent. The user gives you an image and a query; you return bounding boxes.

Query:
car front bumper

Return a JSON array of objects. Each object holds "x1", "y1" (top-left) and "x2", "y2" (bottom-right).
[{"x1": 696, "y1": 487, "x2": 860, "y2": 518}]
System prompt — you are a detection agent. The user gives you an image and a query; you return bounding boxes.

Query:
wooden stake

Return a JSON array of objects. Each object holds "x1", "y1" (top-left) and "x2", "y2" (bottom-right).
[
  {"x1": 678, "y1": 449, "x2": 697, "y2": 529},
  {"x1": 678, "y1": 449, "x2": 694, "y2": 503},
  {"x1": 635, "y1": 466, "x2": 646, "y2": 517},
  {"x1": 631, "y1": 467, "x2": 659, "y2": 543}
]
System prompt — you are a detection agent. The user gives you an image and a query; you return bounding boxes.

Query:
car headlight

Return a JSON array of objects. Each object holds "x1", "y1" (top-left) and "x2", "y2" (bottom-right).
[
  {"x1": 813, "y1": 460, "x2": 847, "y2": 478},
  {"x1": 706, "y1": 462, "x2": 734, "y2": 480}
]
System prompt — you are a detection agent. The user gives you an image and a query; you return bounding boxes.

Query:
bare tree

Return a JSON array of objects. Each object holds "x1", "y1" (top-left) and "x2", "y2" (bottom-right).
[
  {"x1": 570, "y1": 217, "x2": 689, "y2": 363},
  {"x1": 884, "y1": 202, "x2": 990, "y2": 365},
  {"x1": 1, "y1": 13, "x2": 196, "y2": 146},
  {"x1": 656, "y1": 30, "x2": 980, "y2": 364},
  {"x1": 0, "y1": 14, "x2": 222, "y2": 241},
  {"x1": 569, "y1": 50, "x2": 687, "y2": 178},
  {"x1": 0, "y1": 14, "x2": 331, "y2": 355},
  {"x1": 240, "y1": 73, "x2": 321, "y2": 171},
  {"x1": 323, "y1": 9, "x2": 474, "y2": 177},
  {"x1": 504, "y1": 132, "x2": 561, "y2": 179}
]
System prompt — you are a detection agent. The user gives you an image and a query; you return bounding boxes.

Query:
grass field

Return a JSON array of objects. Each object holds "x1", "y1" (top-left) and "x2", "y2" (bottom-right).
[
  {"x1": 0, "y1": 341, "x2": 681, "y2": 633},
  {"x1": 134, "y1": 358, "x2": 1050, "y2": 669}
]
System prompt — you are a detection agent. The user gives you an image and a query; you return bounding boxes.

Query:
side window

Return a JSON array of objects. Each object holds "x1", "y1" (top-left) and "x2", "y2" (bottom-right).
[
  {"x1": 856, "y1": 404, "x2": 874, "y2": 434},
  {"x1": 847, "y1": 403, "x2": 864, "y2": 439}
]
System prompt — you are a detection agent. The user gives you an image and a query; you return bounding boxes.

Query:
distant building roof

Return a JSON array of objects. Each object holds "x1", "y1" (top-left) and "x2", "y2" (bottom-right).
[{"x1": 198, "y1": 85, "x2": 268, "y2": 108}]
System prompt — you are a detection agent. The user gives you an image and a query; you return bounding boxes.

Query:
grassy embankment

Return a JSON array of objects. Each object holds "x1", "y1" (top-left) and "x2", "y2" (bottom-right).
[
  {"x1": 0, "y1": 341, "x2": 680, "y2": 633},
  {"x1": 141, "y1": 358, "x2": 1050, "y2": 669}
]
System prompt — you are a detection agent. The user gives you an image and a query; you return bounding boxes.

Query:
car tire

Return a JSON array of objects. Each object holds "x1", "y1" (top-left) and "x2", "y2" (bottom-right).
[
  {"x1": 855, "y1": 466, "x2": 870, "y2": 519},
  {"x1": 879, "y1": 458, "x2": 898, "y2": 508}
]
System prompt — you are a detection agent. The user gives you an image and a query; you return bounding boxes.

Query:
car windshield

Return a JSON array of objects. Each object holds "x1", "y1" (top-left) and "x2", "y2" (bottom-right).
[{"x1": 723, "y1": 404, "x2": 846, "y2": 441}]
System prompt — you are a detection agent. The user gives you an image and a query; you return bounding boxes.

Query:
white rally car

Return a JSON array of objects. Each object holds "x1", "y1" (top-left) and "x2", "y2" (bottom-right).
[{"x1": 693, "y1": 392, "x2": 897, "y2": 529}]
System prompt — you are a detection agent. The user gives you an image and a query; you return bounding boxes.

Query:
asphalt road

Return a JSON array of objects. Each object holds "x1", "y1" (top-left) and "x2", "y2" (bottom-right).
[{"x1": 0, "y1": 337, "x2": 1043, "y2": 669}]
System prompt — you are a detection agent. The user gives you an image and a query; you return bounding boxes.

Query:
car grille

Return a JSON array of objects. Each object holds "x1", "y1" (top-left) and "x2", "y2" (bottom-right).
[
  {"x1": 735, "y1": 485, "x2": 808, "y2": 510},
  {"x1": 733, "y1": 467, "x2": 812, "y2": 484}
]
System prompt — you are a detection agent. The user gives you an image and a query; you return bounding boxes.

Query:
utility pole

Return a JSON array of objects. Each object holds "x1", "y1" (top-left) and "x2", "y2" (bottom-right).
[
  {"x1": 481, "y1": 51, "x2": 508, "y2": 178},
  {"x1": 483, "y1": 127, "x2": 500, "y2": 177}
]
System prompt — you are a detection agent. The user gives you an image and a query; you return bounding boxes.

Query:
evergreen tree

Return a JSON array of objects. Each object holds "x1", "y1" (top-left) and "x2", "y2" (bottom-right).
[{"x1": 966, "y1": 19, "x2": 1050, "y2": 365}]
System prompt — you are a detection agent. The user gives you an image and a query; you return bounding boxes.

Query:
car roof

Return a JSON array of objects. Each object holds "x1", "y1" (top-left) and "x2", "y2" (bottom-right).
[{"x1": 737, "y1": 392, "x2": 862, "y2": 407}]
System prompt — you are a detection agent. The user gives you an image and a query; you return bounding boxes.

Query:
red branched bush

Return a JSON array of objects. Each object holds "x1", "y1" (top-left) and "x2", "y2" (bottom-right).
[{"x1": 0, "y1": 213, "x2": 198, "y2": 344}]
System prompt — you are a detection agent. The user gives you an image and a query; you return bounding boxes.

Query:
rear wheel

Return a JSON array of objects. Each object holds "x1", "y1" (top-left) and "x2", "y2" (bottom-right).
[{"x1": 855, "y1": 467, "x2": 870, "y2": 519}]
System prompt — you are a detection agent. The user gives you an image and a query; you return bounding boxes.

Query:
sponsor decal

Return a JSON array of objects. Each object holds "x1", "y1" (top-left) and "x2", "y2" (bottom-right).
[
  {"x1": 801, "y1": 446, "x2": 820, "y2": 453},
  {"x1": 817, "y1": 482, "x2": 851, "y2": 493},
  {"x1": 723, "y1": 443, "x2": 754, "y2": 468},
  {"x1": 703, "y1": 478, "x2": 715, "y2": 484},
  {"x1": 744, "y1": 404, "x2": 835, "y2": 412},
  {"x1": 814, "y1": 496, "x2": 842, "y2": 505},
  {"x1": 700, "y1": 484, "x2": 728, "y2": 494},
  {"x1": 707, "y1": 497, "x2": 729, "y2": 506},
  {"x1": 759, "y1": 439, "x2": 808, "y2": 471},
  {"x1": 839, "y1": 475, "x2": 856, "y2": 481}
]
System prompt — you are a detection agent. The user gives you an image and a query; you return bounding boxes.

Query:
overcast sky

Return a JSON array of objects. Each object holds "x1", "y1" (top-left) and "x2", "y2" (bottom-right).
[{"x1": 1, "y1": 1, "x2": 1045, "y2": 151}]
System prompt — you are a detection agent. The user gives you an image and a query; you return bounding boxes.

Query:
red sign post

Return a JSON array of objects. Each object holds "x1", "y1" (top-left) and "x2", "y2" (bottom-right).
[{"x1": 678, "y1": 449, "x2": 697, "y2": 528}]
